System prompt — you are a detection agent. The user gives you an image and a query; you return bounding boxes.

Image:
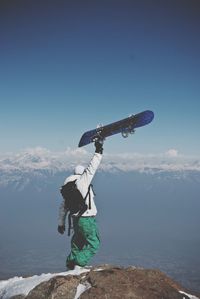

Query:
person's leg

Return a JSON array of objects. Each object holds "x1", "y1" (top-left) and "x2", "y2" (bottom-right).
[
  {"x1": 67, "y1": 217, "x2": 100, "y2": 267},
  {"x1": 66, "y1": 218, "x2": 85, "y2": 269}
]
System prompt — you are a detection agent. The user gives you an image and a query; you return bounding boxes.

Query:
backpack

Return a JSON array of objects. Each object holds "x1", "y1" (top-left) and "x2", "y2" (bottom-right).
[{"x1": 60, "y1": 180, "x2": 92, "y2": 235}]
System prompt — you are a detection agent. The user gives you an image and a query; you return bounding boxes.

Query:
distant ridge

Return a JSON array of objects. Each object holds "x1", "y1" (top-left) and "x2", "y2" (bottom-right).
[{"x1": 1, "y1": 147, "x2": 200, "y2": 173}]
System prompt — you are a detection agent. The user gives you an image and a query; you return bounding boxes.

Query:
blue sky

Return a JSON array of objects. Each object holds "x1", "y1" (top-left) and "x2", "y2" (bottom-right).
[{"x1": 0, "y1": 0, "x2": 200, "y2": 155}]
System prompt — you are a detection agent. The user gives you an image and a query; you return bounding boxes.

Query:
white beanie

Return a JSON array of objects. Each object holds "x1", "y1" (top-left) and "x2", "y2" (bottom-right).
[{"x1": 74, "y1": 165, "x2": 85, "y2": 175}]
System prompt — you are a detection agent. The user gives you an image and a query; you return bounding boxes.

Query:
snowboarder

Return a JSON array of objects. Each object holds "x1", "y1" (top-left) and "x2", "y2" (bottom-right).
[{"x1": 57, "y1": 140, "x2": 103, "y2": 270}]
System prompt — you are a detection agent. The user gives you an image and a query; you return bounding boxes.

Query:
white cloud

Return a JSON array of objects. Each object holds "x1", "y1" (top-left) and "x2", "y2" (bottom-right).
[
  {"x1": 165, "y1": 149, "x2": 179, "y2": 157},
  {"x1": 0, "y1": 147, "x2": 91, "y2": 173},
  {"x1": 102, "y1": 150, "x2": 200, "y2": 172},
  {"x1": 0, "y1": 147, "x2": 200, "y2": 173}
]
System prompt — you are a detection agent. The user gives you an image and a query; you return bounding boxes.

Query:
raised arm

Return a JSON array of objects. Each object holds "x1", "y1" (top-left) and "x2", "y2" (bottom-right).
[{"x1": 76, "y1": 140, "x2": 103, "y2": 196}]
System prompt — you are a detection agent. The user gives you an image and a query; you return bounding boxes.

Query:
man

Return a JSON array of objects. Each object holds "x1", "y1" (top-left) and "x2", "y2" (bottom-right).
[{"x1": 57, "y1": 140, "x2": 103, "y2": 270}]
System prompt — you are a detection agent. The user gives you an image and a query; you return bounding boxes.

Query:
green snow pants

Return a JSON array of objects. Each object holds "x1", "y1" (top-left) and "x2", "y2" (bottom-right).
[{"x1": 66, "y1": 216, "x2": 100, "y2": 267}]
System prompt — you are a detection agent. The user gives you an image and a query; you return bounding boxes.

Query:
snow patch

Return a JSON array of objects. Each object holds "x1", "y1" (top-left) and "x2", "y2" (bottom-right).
[
  {"x1": 74, "y1": 281, "x2": 91, "y2": 299},
  {"x1": 179, "y1": 290, "x2": 199, "y2": 299},
  {"x1": 0, "y1": 268, "x2": 90, "y2": 299}
]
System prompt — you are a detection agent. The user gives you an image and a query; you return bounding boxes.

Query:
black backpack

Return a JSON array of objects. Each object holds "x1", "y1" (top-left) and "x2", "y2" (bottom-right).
[{"x1": 60, "y1": 180, "x2": 91, "y2": 235}]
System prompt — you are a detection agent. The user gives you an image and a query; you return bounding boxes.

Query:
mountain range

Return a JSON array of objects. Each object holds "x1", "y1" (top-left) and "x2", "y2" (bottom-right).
[{"x1": 1, "y1": 147, "x2": 200, "y2": 190}]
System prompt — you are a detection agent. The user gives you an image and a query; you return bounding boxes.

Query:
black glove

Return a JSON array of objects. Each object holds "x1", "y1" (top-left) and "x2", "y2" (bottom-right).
[
  {"x1": 95, "y1": 139, "x2": 104, "y2": 154},
  {"x1": 58, "y1": 225, "x2": 65, "y2": 234}
]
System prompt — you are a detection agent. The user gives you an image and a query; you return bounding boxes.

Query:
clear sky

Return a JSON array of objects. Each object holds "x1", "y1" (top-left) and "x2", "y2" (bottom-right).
[{"x1": 0, "y1": 0, "x2": 200, "y2": 155}]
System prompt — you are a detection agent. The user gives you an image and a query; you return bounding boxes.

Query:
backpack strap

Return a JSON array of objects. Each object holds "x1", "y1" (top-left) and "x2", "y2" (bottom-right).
[
  {"x1": 84, "y1": 184, "x2": 93, "y2": 209},
  {"x1": 74, "y1": 182, "x2": 92, "y2": 210},
  {"x1": 68, "y1": 213, "x2": 72, "y2": 236}
]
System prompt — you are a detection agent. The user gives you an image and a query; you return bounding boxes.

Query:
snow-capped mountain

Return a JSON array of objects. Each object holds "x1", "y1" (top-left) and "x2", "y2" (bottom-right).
[{"x1": 1, "y1": 147, "x2": 200, "y2": 190}]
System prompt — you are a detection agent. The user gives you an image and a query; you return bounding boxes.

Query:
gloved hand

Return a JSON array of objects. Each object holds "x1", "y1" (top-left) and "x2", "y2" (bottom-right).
[
  {"x1": 95, "y1": 139, "x2": 104, "y2": 154},
  {"x1": 57, "y1": 225, "x2": 65, "y2": 234}
]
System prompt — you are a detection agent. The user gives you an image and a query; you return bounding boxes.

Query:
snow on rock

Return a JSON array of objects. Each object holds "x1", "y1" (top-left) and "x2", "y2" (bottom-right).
[
  {"x1": 180, "y1": 291, "x2": 199, "y2": 299},
  {"x1": 0, "y1": 266, "x2": 199, "y2": 299},
  {"x1": 74, "y1": 282, "x2": 91, "y2": 299},
  {"x1": 0, "y1": 268, "x2": 89, "y2": 299}
]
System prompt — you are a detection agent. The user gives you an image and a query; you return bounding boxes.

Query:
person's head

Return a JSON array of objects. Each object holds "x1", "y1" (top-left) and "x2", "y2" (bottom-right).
[{"x1": 74, "y1": 165, "x2": 85, "y2": 175}]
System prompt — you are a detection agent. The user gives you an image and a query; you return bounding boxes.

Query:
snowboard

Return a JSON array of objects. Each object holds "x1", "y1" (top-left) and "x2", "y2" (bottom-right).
[{"x1": 78, "y1": 110, "x2": 154, "y2": 147}]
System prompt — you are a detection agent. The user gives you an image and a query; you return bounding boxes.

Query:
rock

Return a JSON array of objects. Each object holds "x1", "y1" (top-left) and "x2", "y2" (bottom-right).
[
  {"x1": 10, "y1": 296, "x2": 26, "y2": 299},
  {"x1": 25, "y1": 275, "x2": 79, "y2": 299},
  {"x1": 19, "y1": 265, "x2": 198, "y2": 299},
  {"x1": 80, "y1": 267, "x2": 189, "y2": 299}
]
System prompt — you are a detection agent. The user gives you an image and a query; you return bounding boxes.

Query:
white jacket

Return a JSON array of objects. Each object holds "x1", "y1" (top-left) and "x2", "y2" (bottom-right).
[{"x1": 58, "y1": 153, "x2": 102, "y2": 226}]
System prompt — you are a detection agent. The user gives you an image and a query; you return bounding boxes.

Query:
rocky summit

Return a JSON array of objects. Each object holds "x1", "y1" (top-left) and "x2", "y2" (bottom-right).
[{"x1": 9, "y1": 265, "x2": 199, "y2": 299}]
